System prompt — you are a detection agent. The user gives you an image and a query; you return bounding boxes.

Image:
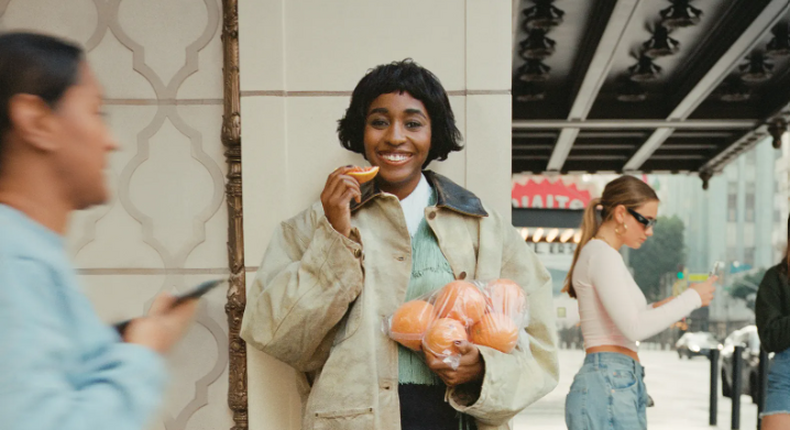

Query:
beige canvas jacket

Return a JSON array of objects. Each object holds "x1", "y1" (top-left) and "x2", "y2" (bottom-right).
[{"x1": 241, "y1": 171, "x2": 559, "y2": 430}]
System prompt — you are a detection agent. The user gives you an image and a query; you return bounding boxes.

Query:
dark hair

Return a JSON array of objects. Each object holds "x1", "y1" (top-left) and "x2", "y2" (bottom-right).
[
  {"x1": 337, "y1": 59, "x2": 463, "y2": 167},
  {"x1": 563, "y1": 175, "x2": 660, "y2": 298},
  {"x1": 0, "y1": 32, "x2": 84, "y2": 147}
]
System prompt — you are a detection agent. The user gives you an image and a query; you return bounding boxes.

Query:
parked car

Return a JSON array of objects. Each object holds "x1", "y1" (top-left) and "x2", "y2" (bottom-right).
[
  {"x1": 676, "y1": 332, "x2": 722, "y2": 359},
  {"x1": 720, "y1": 325, "x2": 771, "y2": 402}
]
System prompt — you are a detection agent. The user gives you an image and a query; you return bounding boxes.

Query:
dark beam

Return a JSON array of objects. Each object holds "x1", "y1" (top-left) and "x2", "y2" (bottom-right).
[
  {"x1": 571, "y1": 144, "x2": 638, "y2": 150},
  {"x1": 656, "y1": 144, "x2": 719, "y2": 150},
  {"x1": 670, "y1": 132, "x2": 734, "y2": 139},
  {"x1": 648, "y1": 154, "x2": 708, "y2": 160},
  {"x1": 513, "y1": 119, "x2": 758, "y2": 129},
  {"x1": 513, "y1": 155, "x2": 551, "y2": 160},
  {"x1": 513, "y1": 144, "x2": 560, "y2": 150},
  {"x1": 566, "y1": 155, "x2": 628, "y2": 160},
  {"x1": 546, "y1": 0, "x2": 644, "y2": 172},
  {"x1": 577, "y1": 131, "x2": 647, "y2": 138},
  {"x1": 513, "y1": 132, "x2": 559, "y2": 139}
]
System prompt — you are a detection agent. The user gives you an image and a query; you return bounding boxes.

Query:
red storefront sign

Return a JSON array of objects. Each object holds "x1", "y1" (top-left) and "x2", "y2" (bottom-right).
[{"x1": 512, "y1": 178, "x2": 593, "y2": 209}]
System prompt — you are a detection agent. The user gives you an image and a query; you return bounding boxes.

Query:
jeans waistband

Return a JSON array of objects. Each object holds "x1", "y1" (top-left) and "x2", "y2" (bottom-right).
[{"x1": 584, "y1": 352, "x2": 643, "y2": 373}]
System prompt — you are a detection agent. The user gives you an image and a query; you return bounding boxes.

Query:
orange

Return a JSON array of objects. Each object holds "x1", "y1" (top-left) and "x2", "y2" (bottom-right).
[
  {"x1": 433, "y1": 280, "x2": 487, "y2": 326},
  {"x1": 485, "y1": 279, "x2": 526, "y2": 319},
  {"x1": 347, "y1": 166, "x2": 379, "y2": 184},
  {"x1": 389, "y1": 300, "x2": 436, "y2": 351},
  {"x1": 422, "y1": 318, "x2": 468, "y2": 357},
  {"x1": 469, "y1": 313, "x2": 519, "y2": 353}
]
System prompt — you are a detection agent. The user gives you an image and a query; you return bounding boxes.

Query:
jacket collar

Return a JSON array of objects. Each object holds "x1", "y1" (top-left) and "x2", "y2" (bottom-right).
[{"x1": 349, "y1": 170, "x2": 488, "y2": 218}]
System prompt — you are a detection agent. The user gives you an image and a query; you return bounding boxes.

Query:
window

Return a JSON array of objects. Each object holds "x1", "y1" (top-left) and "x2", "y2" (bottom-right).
[
  {"x1": 745, "y1": 183, "x2": 755, "y2": 222},
  {"x1": 745, "y1": 247, "x2": 755, "y2": 267},
  {"x1": 727, "y1": 247, "x2": 738, "y2": 262},
  {"x1": 728, "y1": 181, "x2": 738, "y2": 222}
]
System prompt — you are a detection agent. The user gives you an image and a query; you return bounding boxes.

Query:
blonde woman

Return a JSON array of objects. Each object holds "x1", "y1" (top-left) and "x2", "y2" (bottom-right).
[{"x1": 563, "y1": 175, "x2": 716, "y2": 430}]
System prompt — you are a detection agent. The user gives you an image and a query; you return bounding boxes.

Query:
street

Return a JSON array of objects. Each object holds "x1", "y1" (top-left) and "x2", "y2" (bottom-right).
[{"x1": 514, "y1": 347, "x2": 759, "y2": 430}]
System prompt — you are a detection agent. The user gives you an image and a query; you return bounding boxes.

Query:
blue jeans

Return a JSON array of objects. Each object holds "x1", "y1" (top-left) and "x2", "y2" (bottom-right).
[
  {"x1": 565, "y1": 353, "x2": 648, "y2": 430},
  {"x1": 762, "y1": 348, "x2": 790, "y2": 417}
]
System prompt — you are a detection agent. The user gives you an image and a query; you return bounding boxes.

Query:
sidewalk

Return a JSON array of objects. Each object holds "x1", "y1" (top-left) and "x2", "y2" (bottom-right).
[{"x1": 513, "y1": 349, "x2": 759, "y2": 430}]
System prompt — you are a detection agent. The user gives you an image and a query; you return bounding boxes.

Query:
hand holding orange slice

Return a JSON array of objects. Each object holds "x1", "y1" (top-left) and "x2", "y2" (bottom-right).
[{"x1": 347, "y1": 166, "x2": 379, "y2": 184}]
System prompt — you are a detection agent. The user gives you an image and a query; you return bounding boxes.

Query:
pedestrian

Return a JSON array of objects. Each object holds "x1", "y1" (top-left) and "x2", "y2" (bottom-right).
[
  {"x1": 0, "y1": 32, "x2": 198, "y2": 430},
  {"x1": 755, "y1": 213, "x2": 790, "y2": 429},
  {"x1": 562, "y1": 175, "x2": 716, "y2": 430},
  {"x1": 241, "y1": 59, "x2": 559, "y2": 430}
]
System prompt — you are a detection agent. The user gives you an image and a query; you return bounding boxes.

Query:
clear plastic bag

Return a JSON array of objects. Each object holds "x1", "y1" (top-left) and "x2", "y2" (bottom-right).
[{"x1": 383, "y1": 279, "x2": 529, "y2": 369}]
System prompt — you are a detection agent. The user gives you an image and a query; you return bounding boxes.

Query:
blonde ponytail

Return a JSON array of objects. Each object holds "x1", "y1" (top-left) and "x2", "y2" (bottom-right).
[
  {"x1": 562, "y1": 197, "x2": 602, "y2": 298},
  {"x1": 562, "y1": 175, "x2": 659, "y2": 299}
]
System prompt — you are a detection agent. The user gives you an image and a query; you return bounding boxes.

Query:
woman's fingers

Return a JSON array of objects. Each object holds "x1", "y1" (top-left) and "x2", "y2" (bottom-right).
[
  {"x1": 327, "y1": 177, "x2": 361, "y2": 206},
  {"x1": 323, "y1": 167, "x2": 351, "y2": 199}
]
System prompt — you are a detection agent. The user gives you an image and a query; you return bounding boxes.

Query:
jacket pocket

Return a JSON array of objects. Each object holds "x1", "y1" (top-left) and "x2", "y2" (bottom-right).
[{"x1": 312, "y1": 407, "x2": 374, "y2": 430}]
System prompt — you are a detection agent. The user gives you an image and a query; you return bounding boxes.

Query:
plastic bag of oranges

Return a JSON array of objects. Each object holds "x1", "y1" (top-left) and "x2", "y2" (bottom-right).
[{"x1": 383, "y1": 278, "x2": 529, "y2": 369}]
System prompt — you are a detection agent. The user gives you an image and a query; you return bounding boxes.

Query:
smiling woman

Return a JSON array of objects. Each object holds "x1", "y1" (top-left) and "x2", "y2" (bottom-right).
[
  {"x1": 241, "y1": 59, "x2": 559, "y2": 430},
  {"x1": 338, "y1": 59, "x2": 463, "y2": 200}
]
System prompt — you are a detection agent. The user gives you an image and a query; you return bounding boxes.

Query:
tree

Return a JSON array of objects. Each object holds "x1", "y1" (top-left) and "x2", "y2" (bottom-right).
[{"x1": 629, "y1": 215, "x2": 686, "y2": 302}]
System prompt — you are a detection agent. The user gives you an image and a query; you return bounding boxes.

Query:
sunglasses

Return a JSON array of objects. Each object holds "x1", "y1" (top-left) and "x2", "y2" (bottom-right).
[{"x1": 627, "y1": 208, "x2": 657, "y2": 229}]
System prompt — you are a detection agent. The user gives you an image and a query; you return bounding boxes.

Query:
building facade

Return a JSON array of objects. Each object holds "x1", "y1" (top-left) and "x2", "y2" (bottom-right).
[{"x1": 656, "y1": 136, "x2": 785, "y2": 337}]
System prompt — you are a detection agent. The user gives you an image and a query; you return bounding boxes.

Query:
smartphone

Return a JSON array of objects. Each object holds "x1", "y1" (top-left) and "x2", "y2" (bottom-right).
[
  {"x1": 709, "y1": 261, "x2": 724, "y2": 278},
  {"x1": 113, "y1": 279, "x2": 225, "y2": 336},
  {"x1": 172, "y1": 279, "x2": 224, "y2": 306}
]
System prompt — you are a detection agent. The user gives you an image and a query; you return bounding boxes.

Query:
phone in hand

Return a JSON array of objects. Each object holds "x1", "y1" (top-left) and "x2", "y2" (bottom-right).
[
  {"x1": 709, "y1": 261, "x2": 724, "y2": 279},
  {"x1": 171, "y1": 279, "x2": 224, "y2": 306},
  {"x1": 113, "y1": 279, "x2": 225, "y2": 336}
]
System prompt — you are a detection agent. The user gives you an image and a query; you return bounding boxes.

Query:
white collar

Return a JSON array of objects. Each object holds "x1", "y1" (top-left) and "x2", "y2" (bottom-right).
[{"x1": 399, "y1": 174, "x2": 432, "y2": 237}]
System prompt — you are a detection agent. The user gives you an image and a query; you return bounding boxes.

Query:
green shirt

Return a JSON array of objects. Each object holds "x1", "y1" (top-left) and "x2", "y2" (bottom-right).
[{"x1": 398, "y1": 194, "x2": 456, "y2": 385}]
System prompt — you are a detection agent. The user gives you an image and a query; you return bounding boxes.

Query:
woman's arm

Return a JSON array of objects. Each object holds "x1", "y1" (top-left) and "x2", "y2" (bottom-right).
[
  {"x1": 240, "y1": 210, "x2": 365, "y2": 372},
  {"x1": 0, "y1": 258, "x2": 168, "y2": 430},
  {"x1": 756, "y1": 267, "x2": 790, "y2": 353},
  {"x1": 590, "y1": 249, "x2": 701, "y2": 342}
]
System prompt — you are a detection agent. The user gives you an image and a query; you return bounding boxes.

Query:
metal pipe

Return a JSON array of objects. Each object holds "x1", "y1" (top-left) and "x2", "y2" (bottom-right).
[
  {"x1": 710, "y1": 349, "x2": 719, "y2": 426},
  {"x1": 732, "y1": 345, "x2": 744, "y2": 430},
  {"x1": 758, "y1": 348, "x2": 770, "y2": 429}
]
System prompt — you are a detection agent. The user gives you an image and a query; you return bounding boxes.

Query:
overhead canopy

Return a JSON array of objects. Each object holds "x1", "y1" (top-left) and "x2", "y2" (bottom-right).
[{"x1": 512, "y1": 0, "x2": 790, "y2": 186}]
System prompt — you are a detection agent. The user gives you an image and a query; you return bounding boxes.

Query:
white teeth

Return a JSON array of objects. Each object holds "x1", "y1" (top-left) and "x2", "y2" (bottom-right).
[{"x1": 382, "y1": 153, "x2": 410, "y2": 162}]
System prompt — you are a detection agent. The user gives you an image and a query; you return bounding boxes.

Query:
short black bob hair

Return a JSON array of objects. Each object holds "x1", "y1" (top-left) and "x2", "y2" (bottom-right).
[
  {"x1": 337, "y1": 59, "x2": 463, "y2": 167},
  {"x1": 0, "y1": 32, "x2": 84, "y2": 145}
]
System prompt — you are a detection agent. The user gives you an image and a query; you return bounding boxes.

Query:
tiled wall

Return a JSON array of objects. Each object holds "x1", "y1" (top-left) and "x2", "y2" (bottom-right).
[
  {"x1": 238, "y1": 1, "x2": 513, "y2": 428},
  {"x1": 0, "y1": 1, "x2": 233, "y2": 429}
]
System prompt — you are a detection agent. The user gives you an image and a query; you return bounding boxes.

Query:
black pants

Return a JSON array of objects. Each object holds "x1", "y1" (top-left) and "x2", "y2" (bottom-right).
[{"x1": 399, "y1": 384, "x2": 477, "y2": 430}]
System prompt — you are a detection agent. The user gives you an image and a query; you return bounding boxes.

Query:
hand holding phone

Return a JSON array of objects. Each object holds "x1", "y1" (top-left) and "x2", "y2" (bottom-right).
[
  {"x1": 690, "y1": 263, "x2": 719, "y2": 307},
  {"x1": 114, "y1": 279, "x2": 224, "y2": 336},
  {"x1": 121, "y1": 293, "x2": 199, "y2": 353}
]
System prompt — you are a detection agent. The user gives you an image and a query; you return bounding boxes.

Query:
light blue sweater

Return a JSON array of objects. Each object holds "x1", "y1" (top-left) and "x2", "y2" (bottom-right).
[{"x1": 0, "y1": 204, "x2": 167, "y2": 430}]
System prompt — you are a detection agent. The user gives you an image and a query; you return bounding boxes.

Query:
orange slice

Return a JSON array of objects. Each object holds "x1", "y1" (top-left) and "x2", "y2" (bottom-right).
[{"x1": 347, "y1": 166, "x2": 379, "y2": 183}]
